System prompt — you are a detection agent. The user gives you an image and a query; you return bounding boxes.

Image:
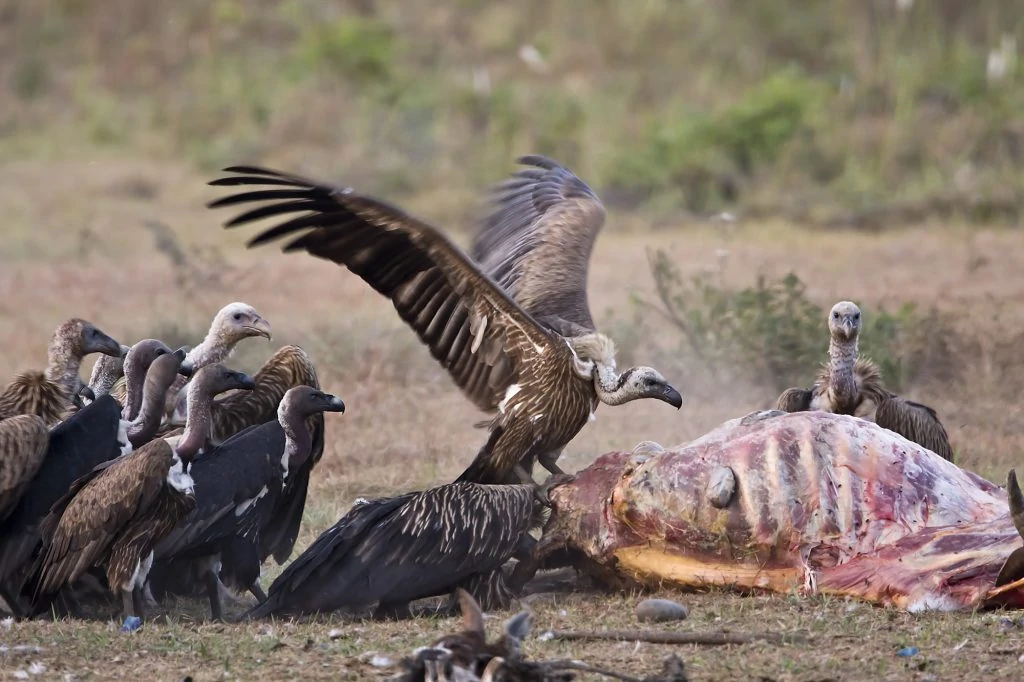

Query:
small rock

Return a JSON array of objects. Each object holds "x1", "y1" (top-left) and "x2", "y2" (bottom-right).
[
  {"x1": 327, "y1": 628, "x2": 344, "y2": 640},
  {"x1": 636, "y1": 598, "x2": 689, "y2": 623}
]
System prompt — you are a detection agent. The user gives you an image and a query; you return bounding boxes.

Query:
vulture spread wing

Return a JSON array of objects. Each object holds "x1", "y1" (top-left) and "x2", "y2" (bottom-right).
[
  {"x1": 0, "y1": 415, "x2": 49, "y2": 524},
  {"x1": 30, "y1": 439, "x2": 174, "y2": 597},
  {"x1": 471, "y1": 155, "x2": 606, "y2": 337},
  {"x1": 875, "y1": 395, "x2": 955, "y2": 462},
  {"x1": 247, "y1": 483, "x2": 534, "y2": 618},
  {"x1": 208, "y1": 166, "x2": 564, "y2": 413}
]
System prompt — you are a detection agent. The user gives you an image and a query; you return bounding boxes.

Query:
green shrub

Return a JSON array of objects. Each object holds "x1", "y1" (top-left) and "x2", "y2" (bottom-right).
[{"x1": 292, "y1": 16, "x2": 395, "y2": 84}]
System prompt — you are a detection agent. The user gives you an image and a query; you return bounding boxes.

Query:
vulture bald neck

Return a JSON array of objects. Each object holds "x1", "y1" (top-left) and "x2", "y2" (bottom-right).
[
  {"x1": 776, "y1": 301, "x2": 956, "y2": 462},
  {"x1": 207, "y1": 155, "x2": 682, "y2": 498}
]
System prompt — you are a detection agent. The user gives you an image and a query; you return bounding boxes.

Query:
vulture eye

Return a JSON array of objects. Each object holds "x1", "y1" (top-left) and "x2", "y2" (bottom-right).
[
  {"x1": 233, "y1": 312, "x2": 243, "y2": 321},
  {"x1": 853, "y1": 313, "x2": 860, "y2": 321},
  {"x1": 832, "y1": 312, "x2": 839, "y2": 319}
]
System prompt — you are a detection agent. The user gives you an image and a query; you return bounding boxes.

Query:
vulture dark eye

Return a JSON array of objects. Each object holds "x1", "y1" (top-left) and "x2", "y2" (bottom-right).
[
  {"x1": 832, "y1": 312, "x2": 839, "y2": 319},
  {"x1": 854, "y1": 313, "x2": 860, "y2": 320},
  {"x1": 233, "y1": 313, "x2": 243, "y2": 321}
]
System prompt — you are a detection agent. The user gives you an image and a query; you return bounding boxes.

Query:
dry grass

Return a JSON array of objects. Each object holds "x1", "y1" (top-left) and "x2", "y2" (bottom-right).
[{"x1": 2, "y1": 155, "x2": 1024, "y2": 680}]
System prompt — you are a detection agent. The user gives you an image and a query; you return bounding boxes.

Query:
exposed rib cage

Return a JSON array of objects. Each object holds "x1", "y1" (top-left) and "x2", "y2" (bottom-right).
[{"x1": 546, "y1": 410, "x2": 1024, "y2": 611}]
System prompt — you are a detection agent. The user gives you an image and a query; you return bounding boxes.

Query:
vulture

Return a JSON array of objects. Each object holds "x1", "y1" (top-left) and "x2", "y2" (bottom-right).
[
  {"x1": 207, "y1": 156, "x2": 682, "y2": 495},
  {"x1": 0, "y1": 318, "x2": 124, "y2": 426},
  {"x1": 243, "y1": 478, "x2": 564, "y2": 620},
  {"x1": 0, "y1": 344, "x2": 190, "y2": 617},
  {"x1": 109, "y1": 301, "x2": 271, "y2": 417},
  {"x1": 397, "y1": 588, "x2": 548, "y2": 682},
  {"x1": 149, "y1": 385, "x2": 345, "y2": 620},
  {"x1": 0, "y1": 416, "x2": 49, "y2": 525},
  {"x1": 27, "y1": 359, "x2": 255, "y2": 627},
  {"x1": 776, "y1": 300, "x2": 956, "y2": 462}
]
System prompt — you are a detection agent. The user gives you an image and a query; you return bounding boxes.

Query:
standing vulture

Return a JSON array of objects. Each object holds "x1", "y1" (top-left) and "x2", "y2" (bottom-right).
[
  {"x1": 242, "y1": 478, "x2": 563, "y2": 620},
  {"x1": 0, "y1": 336, "x2": 177, "y2": 615},
  {"x1": 207, "y1": 156, "x2": 682, "y2": 494},
  {"x1": 0, "y1": 318, "x2": 124, "y2": 426},
  {"x1": 108, "y1": 302, "x2": 271, "y2": 417},
  {"x1": 776, "y1": 300, "x2": 955, "y2": 462},
  {"x1": 27, "y1": 359, "x2": 255, "y2": 627},
  {"x1": 149, "y1": 385, "x2": 345, "y2": 620}
]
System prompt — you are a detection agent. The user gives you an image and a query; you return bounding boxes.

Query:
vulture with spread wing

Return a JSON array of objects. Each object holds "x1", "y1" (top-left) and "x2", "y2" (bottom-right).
[
  {"x1": 207, "y1": 156, "x2": 682, "y2": 492},
  {"x1": 776, "y1": 300, "x2": 955, "y2": 462}
]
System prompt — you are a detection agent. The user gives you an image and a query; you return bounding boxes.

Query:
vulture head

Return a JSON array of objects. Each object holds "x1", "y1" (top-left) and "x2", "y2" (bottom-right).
[
  {"x1": 189, "y1": 363, "x2": 257, "y2": 398},
  {"x1": 211, "y1": 302, "x2": 273, "y2": 345},
  {"x1": 51, "y1": 318, "x2": 124, "y2": 361},
  {"x1": 603, "y1": 366, "x2": 683, "y2": 409},
  {"x1": 828, "y1": 301, "x2": 862, "y2": 344},
  {"x1": 144, "y1": 348, "x2": 193, "y2": 397},
  {"x1": 280, "y1": 385, "x2": 346, "y2": 419},
  {"x1": 125, "y1": 339, "x2": 176, "y2": 376}
]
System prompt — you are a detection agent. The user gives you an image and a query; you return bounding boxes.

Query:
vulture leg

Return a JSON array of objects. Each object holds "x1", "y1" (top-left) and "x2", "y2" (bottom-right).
[
  {"x1": 200, "y1": 556, "x2": 226, "y2": 622},
  {"x1": 536, "y1": 449, "x2": 567, "y2": 477},
  {"x1": 120, "y1": 590, "x2": 136, "y2": 620},
  {"x1": 132, "y1": 586, "x2": 149, "y2": 622},
  {"x1": 249, "y1": 580, "x2": 268, "y2": 603}
]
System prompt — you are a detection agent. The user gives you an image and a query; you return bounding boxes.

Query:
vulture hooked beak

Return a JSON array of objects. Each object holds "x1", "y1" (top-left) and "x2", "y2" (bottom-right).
[
  {"x1": 232, "y1": 371, "x2": 257, "y2": 391},
  {"x1": 321, "y1": 393, "x2": 346, "y2": 414},
  {"x1": 660, "y1": 384, "x2": 683, "y2": 410},
  {"x1": 174, "y1": 347, "x2": 194, "y2": 378},
  {"x1": 841, "y1": 316, "x2": 857, "y2": 339},
  {"x1": 117, "y1": 343, "x2": 131, "y2": 359},
  {"x1": 246, "y1": 316, "x2": 273, "y2": 341},
  {"x1": 91, "y1": 331, "x2": 125, "y2": 359}
]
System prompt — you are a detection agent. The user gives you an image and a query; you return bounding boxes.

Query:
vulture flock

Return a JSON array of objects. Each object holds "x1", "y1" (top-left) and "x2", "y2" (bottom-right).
[{"x1": 0, "y1": 154, "x2": 957, "y2": 678}]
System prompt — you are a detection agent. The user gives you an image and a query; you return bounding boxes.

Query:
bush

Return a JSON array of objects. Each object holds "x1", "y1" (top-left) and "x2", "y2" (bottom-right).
[{"x1": 639, "y1": 248, "x2": 962, "y2": 394}]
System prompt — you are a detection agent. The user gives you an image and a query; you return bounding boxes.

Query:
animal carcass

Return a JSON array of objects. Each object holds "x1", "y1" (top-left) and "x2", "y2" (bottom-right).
[{"x1": 539, "y1": 410, "x2": 1024, "y2": 611}]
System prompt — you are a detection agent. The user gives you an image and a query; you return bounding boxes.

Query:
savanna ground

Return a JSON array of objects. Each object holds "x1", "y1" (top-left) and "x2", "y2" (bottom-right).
[{"x1": 2, "y1": 1, "x2": 1024, "y2": 680}]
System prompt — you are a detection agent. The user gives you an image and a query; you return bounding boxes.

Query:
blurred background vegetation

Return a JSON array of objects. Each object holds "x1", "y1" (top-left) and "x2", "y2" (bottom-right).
[{"x1": 4, "y1": 0, "x2": 1024, "y2": 229}]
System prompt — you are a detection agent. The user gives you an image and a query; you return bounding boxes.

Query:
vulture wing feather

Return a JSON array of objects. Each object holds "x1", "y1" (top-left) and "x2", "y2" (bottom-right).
[
  {"x1": 470, "y1": 155, "x2": 606, "y2": 336},
  {"x1": 208, "y1": 166, "x2": 563, "y2": 413},
  {"x1": 0, "y1": 416, "x2": 49, "y2": 523},
  {"x1": 875, "y1": 395, "x2": 955, "y2": 462}
]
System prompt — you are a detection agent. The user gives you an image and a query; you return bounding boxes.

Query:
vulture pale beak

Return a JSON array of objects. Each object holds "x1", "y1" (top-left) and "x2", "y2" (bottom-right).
[
  {"x1": 246, "y1": 316, "x2": 273, "y2": 341},
  {"x1": 323, "y1": 394, "x2": 346, "y2": 414},
  {"x1": 661, "y1": 384, "x2": 683, "y2": 410},
  {"x1": 842, "y1": 317, "x2": 857, "y2": 338}
]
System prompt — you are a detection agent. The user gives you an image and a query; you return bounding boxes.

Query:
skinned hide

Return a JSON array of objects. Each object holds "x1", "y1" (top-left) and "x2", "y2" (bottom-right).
[{"x1": 542, "y1": 410, "x2": 1024, "y2": 612}]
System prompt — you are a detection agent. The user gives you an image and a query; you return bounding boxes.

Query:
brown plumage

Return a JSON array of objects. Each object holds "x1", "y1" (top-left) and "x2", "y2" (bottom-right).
[
  {"x1": 0, "y1": 415, "x2": 49, "y2": 524},
  {"x1": 776, "y1": 301, "x2": 955, "y2": 462},
  {"x1": 78, "y1": 344, "x2": 132, "y2": 406},
  {"x1": 207, "y1": 157, "x2": 681, "y2": 491},
  {"x1": 0, "y1": 318, "x2": 123, "y2": 426},
  {"x1": 27, "y1": 356, "x2": 255, "y2": 622},
  {"x1": 159, "y1": 344, "x2": 321, "y2": 444}
]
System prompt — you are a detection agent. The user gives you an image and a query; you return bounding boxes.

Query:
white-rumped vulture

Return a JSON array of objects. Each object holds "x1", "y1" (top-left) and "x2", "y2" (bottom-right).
[
  {"x1": 0, "y1": 318, "x2": 123, "y2": 427},
  {"x1": 776, "y1": 300, "x2": 955, "y2": 462},
  {"x1": 207, "y1": 156, "x2": 682, "y2": 495},
  {"x1": 149, "y1": 385, "x2": 345, "y2": 621},
  {"x1": 242, "y1": 478, "x2": 562, "y2": 620},
  {"x1": 27, "y1": 359, "x2": 254, "y2": 627}
]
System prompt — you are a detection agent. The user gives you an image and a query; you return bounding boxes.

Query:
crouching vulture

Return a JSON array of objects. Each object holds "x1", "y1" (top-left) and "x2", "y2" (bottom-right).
[
  {"x1": 26, "y1": 359, "x2": 255, "y2": 628},
  {"x1": 150, "y1": 385, "x2": 345, "y2": 621},
  {"x1": 242, "y1": 477, "x2": 566, "y2": 620},
  {"x1": 776, "y1": 301, "x2": 955, "y2": 462},
  {"x1": 207, "y1": 156, "x2": 682, "y2": 498},
  {"x1": 0, "y1": 318, "x2": 124, "y2": 426}
]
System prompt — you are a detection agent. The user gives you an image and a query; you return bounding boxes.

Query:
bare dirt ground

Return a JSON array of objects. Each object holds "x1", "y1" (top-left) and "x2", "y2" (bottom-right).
[{"x1": 2, "y1": 156, "x2": 1024, "y2": 680}]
